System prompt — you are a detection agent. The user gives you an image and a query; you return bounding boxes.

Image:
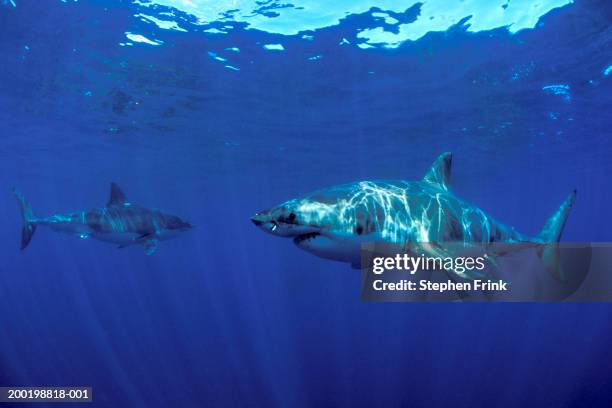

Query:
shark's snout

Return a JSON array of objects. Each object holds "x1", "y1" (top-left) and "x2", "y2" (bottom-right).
[
  {"x1": 251, "y1": 215, "x2": 265, "y2": 226},
  {"x1": 251, "y1": 212, "x2": 280, "y2": 234},
  {"x1": 167, "y1": 216, "x2": 193, "y2": 231}
]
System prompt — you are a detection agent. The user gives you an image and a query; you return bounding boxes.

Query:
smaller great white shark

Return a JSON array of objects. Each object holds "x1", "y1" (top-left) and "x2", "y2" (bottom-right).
[
  {"x1": 13, "y1": 183, "x2": 192, "y2": 254},
  {"x1": 251, "y1": 152, "x2": 575, "y2": 280}
]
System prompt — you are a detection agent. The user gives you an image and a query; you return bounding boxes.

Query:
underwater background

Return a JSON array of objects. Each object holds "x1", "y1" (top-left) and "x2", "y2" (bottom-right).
[{"x1": 0, "y1": 0, "x2": 611, "y2": 406}]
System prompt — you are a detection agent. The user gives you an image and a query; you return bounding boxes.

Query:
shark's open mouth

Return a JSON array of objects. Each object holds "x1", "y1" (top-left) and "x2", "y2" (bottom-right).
[{"x1": 293, "y1": 232, "x2": 320, "y2": 245}]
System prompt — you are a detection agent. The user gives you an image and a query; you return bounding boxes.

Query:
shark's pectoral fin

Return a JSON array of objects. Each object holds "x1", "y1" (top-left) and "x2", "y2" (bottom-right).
[
  {"x1": 136, "y1": 232, "x2": 158, "y2": 255},
  {"x1": 143, "y1": 239, "x2": 158, "y2": 255},
  {"x1": 416, "y1": 242, "x2": 491, "y2": 280},
  {"x1": 441, "y1": 269, "x2": 470, "y2": 300}
]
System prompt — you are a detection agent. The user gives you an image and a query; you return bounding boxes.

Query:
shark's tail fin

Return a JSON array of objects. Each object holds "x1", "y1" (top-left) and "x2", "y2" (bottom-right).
[
  {"x1": 536, "y1": 190, "x2": 577, "y2": 281},
  {"x1": 13, "y1": 188, "x2": 37, "y2": 250}
]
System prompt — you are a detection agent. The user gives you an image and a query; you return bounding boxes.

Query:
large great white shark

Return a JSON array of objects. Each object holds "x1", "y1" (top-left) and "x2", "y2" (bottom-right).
[
  {"x1": 251, "y1": 152, "x2": 575, "y2": 280},
  {"x1": 14, "y1": 183, "x2": 192, "y2": 254}
]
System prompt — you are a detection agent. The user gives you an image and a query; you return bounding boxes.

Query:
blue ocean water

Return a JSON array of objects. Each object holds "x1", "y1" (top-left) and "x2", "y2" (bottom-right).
[{"x1": 0, "y1": 0, "x2": 611, "y2": 406}]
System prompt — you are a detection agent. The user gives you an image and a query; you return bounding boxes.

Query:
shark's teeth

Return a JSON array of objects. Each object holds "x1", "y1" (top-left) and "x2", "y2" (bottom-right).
[{"x1": 293, "y1": 232, "x2": 320, "y2": 245}]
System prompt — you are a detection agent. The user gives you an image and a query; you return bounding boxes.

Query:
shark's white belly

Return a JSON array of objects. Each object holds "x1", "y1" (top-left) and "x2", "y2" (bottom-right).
[
  {"x1": 295, "y1": 233, "x2": 366, "y2": 266},
  {"x1": 91, "y1": 232, "x2": 141, "y2": 245},
  {"x1": 93, "y1": 230, "x2": 181, "y2": 245}
]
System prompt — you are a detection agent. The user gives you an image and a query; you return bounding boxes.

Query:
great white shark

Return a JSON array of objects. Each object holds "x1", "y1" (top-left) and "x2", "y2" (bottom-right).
[
  {"x1": 14, "y1": 183, "x2": 192, "y2": 254},
  {"x1": 251, "y1": 152, "x2": 575, "y2": 280}
]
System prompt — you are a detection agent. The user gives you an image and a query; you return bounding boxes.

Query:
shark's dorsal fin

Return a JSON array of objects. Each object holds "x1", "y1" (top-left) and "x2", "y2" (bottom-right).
[
  {"x1": 423, "y1": 152, "x2": 452, "y2": 190},
  {"x1": 108, "y1": 182, "x2": 128, "y2": 206}
]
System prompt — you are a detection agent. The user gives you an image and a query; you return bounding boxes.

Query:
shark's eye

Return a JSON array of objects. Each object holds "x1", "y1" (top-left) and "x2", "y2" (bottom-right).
[
  {"x1": 288, "y1": 212, "x2": 296, "y2": 222},
  {"x1": 355, "y1": 224, "x2": 364, "y2": 235}
]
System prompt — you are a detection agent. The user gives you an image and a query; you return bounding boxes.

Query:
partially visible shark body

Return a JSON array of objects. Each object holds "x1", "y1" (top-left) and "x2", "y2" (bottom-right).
[
  {"x1": 251, "y1": 153, "x2": 575, "y2": 280},
  {"x1": 14, "y1": 183, "x2": 192, "y2": 254}
]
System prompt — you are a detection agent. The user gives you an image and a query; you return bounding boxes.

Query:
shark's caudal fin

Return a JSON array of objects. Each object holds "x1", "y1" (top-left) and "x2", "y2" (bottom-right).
[
  {"x1": 537, "y1": 190, "x2": 576, "y2": 242},
  {"x1": 12, "y1": 188, "x2": 37, "y2": 250},
  {"x1": 423, "y1": 152, "x2": 452, "y2": 191},
  {"x1": 536, "y1": 190, "x2": 577, "y2": 281}
]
